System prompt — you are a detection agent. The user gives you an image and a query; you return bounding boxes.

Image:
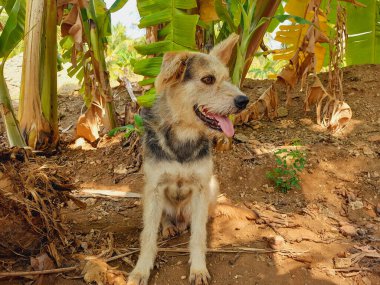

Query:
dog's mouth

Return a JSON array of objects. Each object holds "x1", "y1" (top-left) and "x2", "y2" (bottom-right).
[{"x1": 194, "y1": 105, "x2": 235, "y2": 137}]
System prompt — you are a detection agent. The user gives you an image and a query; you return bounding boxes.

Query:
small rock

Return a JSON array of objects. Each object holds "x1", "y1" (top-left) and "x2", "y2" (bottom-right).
[
  {"x1": 349, "y1": 200, "x2": 364, "y2": 210},
  {"x1": 234, "y1": 133, "x2": 249, "y2": 143},
  {"x1": 373, "y1": 171, "x2": 379, "y2": 178},
  {"x1": 181, "y1": 275, "x2": 186, "y2": 280},
  {"x1": 269, "y1": 235, "x2": 285, "y2": 250},
  {"x1": 334, "y1": 257, "x2": 352, "y2": 269},
  {"x1": 325, "y1": 268, "x2": 336, "y2": 277},
  {"x1": 277, "y1": 106, "x2": 288, "y2": 117},
  {"x1": 376, "y1": 203, "x2": 380, "y2": 216},
  {"x1": 80, "y1": 241, "x2": 88, "y2": 250},
  {"x1": 362, "y1": 146, "x2": 374, "y2": 155},
  {"x1": 114, "y1": 164, "x2": 127, "y2": 175},
  {"x1": 339, "y1": 224, "x2": 357, "y2": 236},
  {"x1": 357, "y1": 228, "x2": 367, "y2": 236},
  {"x1": 264, "y1": 187, "x2": 275, "y2": 193}
]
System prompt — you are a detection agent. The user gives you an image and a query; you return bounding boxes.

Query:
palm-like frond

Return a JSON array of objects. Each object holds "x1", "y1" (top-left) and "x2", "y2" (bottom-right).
[{"x1": 133, "y1": 0, "x2": 199, "y2": 81}]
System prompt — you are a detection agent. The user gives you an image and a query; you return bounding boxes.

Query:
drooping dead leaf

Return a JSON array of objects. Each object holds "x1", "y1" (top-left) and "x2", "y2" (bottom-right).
[
  {"x1": 235, "y1": 84, "x2": 278, "y2": 125},
  {"x1": 82, "y1": 257, "x2": 127, "y2": 285},
  {"x1": 61, "y1": 5, "x2": 83, "y2": 49},
  {"x1": 305, "y1": 77, "x2": 352, "y2": 132},
  {"x1": 76, "y1": 105, "x2": 102, "y2": 143},
  {"x1": 199, "y1": 0, "x2": 219, "y2": 22}
]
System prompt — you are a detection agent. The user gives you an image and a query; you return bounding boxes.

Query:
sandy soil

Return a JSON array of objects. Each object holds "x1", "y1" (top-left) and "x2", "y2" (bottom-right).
[{"x1": 0, "y1": 65, "x2": 379, "y2": 285}]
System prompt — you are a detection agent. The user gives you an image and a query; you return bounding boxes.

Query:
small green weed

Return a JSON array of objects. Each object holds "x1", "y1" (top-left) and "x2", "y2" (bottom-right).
[
  {"x1": 266, "y1": 146, "x2": 307, "y2": 193},
  {"x1": 108, "y1": 114, "x2": 144, "y2": 139}
]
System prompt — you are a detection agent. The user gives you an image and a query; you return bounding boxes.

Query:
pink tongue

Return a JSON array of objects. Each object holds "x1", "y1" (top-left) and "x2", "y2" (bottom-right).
[{"x1": 212, "y1": 114, "x2": 235, "y2": 137}]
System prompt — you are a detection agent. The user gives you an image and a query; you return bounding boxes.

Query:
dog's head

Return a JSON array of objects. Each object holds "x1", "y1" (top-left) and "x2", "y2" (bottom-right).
[{"x1": 155, "y1": 34, "x2": 249, "y2": 138}]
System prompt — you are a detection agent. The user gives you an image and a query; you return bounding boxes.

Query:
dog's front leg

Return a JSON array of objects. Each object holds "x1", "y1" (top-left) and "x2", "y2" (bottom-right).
[
  {"x1": 189, "y1": 187, "x2": 210, "y2": 285},
  {"x1": 127, "y1": 188, "x2": 163, "y2": 285}
]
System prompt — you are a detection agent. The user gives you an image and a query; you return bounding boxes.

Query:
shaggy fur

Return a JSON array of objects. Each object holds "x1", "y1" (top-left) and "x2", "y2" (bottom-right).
[{"x1": 127, "y1": 34, "x2": 249, "y2": 285}]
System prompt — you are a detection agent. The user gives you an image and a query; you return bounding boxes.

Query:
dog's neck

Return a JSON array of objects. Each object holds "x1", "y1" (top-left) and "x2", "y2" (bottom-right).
[{"x1": 143, "y1": 94, "x2": 211, "y2": 164}]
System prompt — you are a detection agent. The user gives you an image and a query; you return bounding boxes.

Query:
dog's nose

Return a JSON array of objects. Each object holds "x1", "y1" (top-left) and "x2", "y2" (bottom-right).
[{"x1": 234, "y1": 95, "x2": 249, "y2": 109}]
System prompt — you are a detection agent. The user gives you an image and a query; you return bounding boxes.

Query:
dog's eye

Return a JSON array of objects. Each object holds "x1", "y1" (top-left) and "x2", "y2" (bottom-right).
[{"x1": 201, "y1": 75, "x2": 216, "y2": 85}]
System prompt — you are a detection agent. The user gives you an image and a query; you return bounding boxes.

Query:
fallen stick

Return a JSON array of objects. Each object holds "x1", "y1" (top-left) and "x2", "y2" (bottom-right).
[
  {"x1": 0, "y1": 266, "x2": 77, "y2": 277},
  {"x1": 127, "y1": 246, "x2": 307, "y2": 255},
  {"x1": 75, "y1": 189, "x2": 142, "y2": 198},
  {"x1": 334, "y1": 267, "x2": 372, "y2": 272}
]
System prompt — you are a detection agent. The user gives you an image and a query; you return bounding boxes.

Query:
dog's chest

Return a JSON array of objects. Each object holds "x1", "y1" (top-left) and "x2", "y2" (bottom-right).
[{"x1": 145, "y1": 126, "x2": 211, "y2": 163}]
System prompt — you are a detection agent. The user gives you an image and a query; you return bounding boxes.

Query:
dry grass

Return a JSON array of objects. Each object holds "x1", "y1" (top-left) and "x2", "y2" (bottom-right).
[{"x1": 0, "y1": 147, "x2": 75, "y2": 265}]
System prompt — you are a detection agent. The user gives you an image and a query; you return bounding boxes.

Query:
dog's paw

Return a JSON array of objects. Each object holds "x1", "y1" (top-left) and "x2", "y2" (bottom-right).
[
  {"x1": 189, "y1": 268, "x2": 210, "y2": 285},
  {"x1": 127, "y1": 271, "x2": 149, "y2": 285},
  {"x1": 162, "y1": 223, "x2": 178, "y2": 238}
]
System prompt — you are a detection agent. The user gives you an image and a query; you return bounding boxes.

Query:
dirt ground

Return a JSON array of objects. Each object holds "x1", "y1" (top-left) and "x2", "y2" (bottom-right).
[{"x1": 1, "y1": 65, "x2": 379, "y2": 285}]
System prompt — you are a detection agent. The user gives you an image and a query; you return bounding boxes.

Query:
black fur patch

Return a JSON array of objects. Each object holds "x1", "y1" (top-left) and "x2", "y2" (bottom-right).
[
  {"x1": 163, "y1": 126, "x2": 210, "y2": 163},
  {"x1": 144, "y1": 125, "x2": 210, "y2": 163},
  {"x1": 183, "y1": 57, "x2": 195, "y2": 81},
  {"x1": 145, "y1": 129, "x2": 172, "y2": 161}
]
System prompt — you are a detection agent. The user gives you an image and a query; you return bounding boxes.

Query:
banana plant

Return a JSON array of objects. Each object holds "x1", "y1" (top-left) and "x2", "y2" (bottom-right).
[
  {"x1": 0, "y1": 0, "x2": 26, "y2": 147},
  {"x1": 17, "y1": 0, "x2": 59, "y2": 150},
  {"x1": 59, "y1": 0, "x2": 129, "y2": 142},
  {"x1": 215, "y1": 0, "x2": 313, "y2": 87}
]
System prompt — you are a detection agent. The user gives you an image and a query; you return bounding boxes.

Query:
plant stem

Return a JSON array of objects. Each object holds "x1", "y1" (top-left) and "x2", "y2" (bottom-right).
[
  {"x1": 41, "y1": 0, "x2": 59, "y2": 146},
  {"x1": 0, "y1": 61, "x2": 26, "y2": 147},
  {"x1": 87, "y1": 1, "x2": 117, "y2": 130}
]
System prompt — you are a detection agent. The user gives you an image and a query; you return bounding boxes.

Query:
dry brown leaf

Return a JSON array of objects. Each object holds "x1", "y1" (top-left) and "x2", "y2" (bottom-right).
[
  {"x1": 76, "y1": 105, "x2": 102, "y2": 143},
  {"x1": 277, "y1": 65, "x2": 298, "y2": 88},
  {"x1": 214, "y1": 136, "x2": 232, "y2": 151},
  {"x1": 199, "y1": 0, "x2": 219, "y2": 22},
  {"x1": 258, "y1": 85, "x2": 278, "y2": 119},
  {"x1": 31, "y1": 253, "x2": 56, "y2": 285},
  {"x1": 305, "y1": 77, "x2": 328, "y2": 111},
  {"x1": 234, "y1": 84, "x2": 278, "y2": 125},
  {"x1": 305, "y1": 77, "x2": 352, "y2": 132},
  {"x1": 82, "y1": 258, "x2": 127, "y2": 285},
  {"x1": 61, "y1": 5, "x2": 83, "y2": 49},
  {"x1": 326, "y1": 101, "x2": 352, "y2": 132}
]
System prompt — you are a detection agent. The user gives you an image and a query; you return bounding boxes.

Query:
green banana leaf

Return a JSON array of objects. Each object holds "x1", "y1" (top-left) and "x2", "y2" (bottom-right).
[
  {"x1": 134, "y1": 0, "x2": 199, "y2": 78},
  {"x1": 345, "y1": 0, "x2": 380, "y2": 65},
  {"x1": 109, "y1": 0, "x2": 129, "y2": 13},
  {"x1": 133, "y1": 56, "x2": 163, "y2": 77},
  {"x1": 0, "y1": 0, "x2": 25, "y2": 59}
]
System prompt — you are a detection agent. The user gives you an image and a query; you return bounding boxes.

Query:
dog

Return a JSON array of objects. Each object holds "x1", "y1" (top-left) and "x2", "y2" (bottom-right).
[{"x1": 127, "y1": 33, "x2": 249, "y2": 285}]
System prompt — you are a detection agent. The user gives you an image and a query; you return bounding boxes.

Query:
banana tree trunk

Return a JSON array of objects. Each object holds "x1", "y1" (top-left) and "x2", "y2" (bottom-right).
[
  {"x1": 0, "y1": 62, "x2": 26, "y2": 147},
  {"x1": 88, "y1": 19, "x2": 117, "y2": 130},
  {"x1": 18, "y1": 0, "x2": 59, "y2": 150}
]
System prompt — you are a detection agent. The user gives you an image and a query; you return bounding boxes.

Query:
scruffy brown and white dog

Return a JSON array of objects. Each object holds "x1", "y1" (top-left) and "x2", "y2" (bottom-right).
[{"x1": 127, "y1": 34, "x2": 249, "y2": 285}]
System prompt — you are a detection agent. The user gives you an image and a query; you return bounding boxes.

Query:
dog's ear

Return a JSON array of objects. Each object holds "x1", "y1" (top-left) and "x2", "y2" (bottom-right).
[
  {"x1": 210, "y1": 33, "x2": 239, "y2": 65},
  {"x1": 155, "y1": 51, "x2": 190, "y2": 93}
]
